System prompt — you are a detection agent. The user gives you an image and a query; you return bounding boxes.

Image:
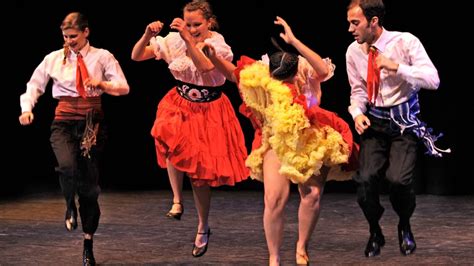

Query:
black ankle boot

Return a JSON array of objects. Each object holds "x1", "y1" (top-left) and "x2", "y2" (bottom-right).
[
  {"x1": 83, "y1": 239, "x2": 96, "y2": 266},
  {"x1": 364, "y1": 230, "x2": 385, "y2": 257},
  {"x1": 398, "y1": 224, "x2": 416, "y2": 255}
]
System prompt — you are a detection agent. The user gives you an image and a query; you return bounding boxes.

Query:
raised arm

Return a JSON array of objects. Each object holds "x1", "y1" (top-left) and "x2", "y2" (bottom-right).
[
  {"x1": 274, "y1": 16, "x2": 329, "y2": 81},
  {"x1": 131, "y1": 20, "x2": 164, "y2": 61}
]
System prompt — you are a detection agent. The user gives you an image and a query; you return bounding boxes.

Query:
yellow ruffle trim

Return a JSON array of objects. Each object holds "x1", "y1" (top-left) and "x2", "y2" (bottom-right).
[{"x1": 239, "y1": 61, "x2": 349, "y2": 184}]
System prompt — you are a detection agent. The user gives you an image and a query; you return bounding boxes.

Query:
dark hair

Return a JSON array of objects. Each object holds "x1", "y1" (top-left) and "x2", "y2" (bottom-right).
[
  {"x1": 184, "y1": 0, "x2": 219, "y2": 30},
  {"x1": 269, "y1": 52, "x2": 299, "y2": 81},
  {"x1": 60, "y1": 12, "x2": 89, "y2": 31},
  {"x1": 348, "y1": 0, "x2": 385, "y2": 27}
]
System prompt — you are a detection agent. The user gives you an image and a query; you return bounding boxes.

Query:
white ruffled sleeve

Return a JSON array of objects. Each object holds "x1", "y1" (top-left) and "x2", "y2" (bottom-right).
[
  {"x1": 297, "y1": 56, "x2": 337, "y2": 107},
  {"x1": 205, "y1": 31, "x2": 233, "y2": 62},
  {"x1": 150, "y1": 32, "x2": 186, "y2": 64},
  {"x1": 322, "y1": 57, "x2": 335, "y2": 82}
]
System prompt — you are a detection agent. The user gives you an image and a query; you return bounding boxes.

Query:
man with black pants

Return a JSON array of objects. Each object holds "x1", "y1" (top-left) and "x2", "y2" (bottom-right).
[{"x1": 345, "y1": 0, "x2": 449, "y2": 257}]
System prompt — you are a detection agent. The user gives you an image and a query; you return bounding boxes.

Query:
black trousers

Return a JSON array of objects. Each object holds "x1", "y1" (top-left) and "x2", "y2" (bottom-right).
[
  {"x1": 50, "y1": 119, "x2": 106, "y2": 234},
  {"x1": 353, "y1": 114, "x2": 417, "y2": 232}
]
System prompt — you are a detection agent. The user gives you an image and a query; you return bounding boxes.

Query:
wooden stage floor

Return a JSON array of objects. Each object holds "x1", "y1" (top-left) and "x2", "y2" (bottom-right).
[{"x1": 1, "y1": 189, "x2": 473, "y2": 265}]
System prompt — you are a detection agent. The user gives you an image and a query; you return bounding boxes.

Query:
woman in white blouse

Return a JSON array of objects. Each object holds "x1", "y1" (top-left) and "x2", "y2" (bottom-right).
[{"x1": 131, "y1": 0, "x2": 248, "y2": 258}]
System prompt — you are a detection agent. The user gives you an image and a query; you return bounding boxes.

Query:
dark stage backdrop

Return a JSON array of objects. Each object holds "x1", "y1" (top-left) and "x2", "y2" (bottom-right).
[{"x1": 5, "y1": 1, "x2": 469, "y2": 196}]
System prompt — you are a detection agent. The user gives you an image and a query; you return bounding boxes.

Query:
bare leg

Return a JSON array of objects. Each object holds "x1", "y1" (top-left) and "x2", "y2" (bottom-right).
[
  {"x1": 296, "y1": 166, "x2": 329, "y2": 264},
  {"x1": 263, "y1": 149, "x2": 290, "y2": 266},
  {"x1": 191, "y1": 182, "x2": 211, "y2": 247},
  {"x1": 166, "y1": 159, "x2": 184, "y2": 214}
]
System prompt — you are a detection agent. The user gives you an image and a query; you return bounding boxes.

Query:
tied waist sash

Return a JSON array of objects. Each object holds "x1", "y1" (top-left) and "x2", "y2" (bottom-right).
[
  {"x1": 176, "y1": 80, "x2": 223, "y2": 102},
  {"x1": 368, "y1": 94, "x2": 451, "y2": 157},
  {"x1": 55, "y1": 96, "x2": 103, "y2": 120},
  {"x1": 55, "y1": 96, "x2": 103, "y2": 158}
]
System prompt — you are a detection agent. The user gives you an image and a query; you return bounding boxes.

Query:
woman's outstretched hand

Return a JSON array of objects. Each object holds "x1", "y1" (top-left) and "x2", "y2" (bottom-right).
[{"x1": 274, "y1": 16, "x2": 297, "y2": 46}]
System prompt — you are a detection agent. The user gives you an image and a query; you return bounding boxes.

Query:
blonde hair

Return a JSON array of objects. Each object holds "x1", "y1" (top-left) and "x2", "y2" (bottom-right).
[
  {"x1": 60, "y1": 12, "x2": 89, "y2": 31},
  {"x1": 60, "y1": 12, "x2": 89, "y2": 65}
]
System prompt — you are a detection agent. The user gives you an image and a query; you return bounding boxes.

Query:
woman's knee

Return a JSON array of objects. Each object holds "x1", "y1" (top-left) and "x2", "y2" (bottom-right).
[
  {"x1": 300, "y1": 187, "x2": 322, "y2": 208},
  {"x1": 264, "y1": 192, "x2": 288, "y2": 212}
]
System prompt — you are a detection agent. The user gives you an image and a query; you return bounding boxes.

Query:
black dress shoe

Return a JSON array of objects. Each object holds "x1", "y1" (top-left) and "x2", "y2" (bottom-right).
[
  {"x1": 364, "y1": 231, "x2": 385, "y2": 257},
  {"x1": 65, "y1": 208, "x2": 78, "y2": 231},
  {"x1": 166, "y1": 202, "x2": 183, "y2": 220},
  {"x1": 192, "y1": 228, "x2": 211, "y2": 257},
  {"x1": 398, "y1": 226, "x2": 416, "y2": 255},
  {"x1": 83, "y1": 239, "x2": 96, "y2": 266}
]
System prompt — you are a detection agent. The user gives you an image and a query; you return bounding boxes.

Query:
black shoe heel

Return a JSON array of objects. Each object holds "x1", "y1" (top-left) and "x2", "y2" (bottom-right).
[
  {"x1": 192, "y1": 228, "x2": 211, "y2": 257},
  {"x1": 165, "y1": 202, "x2": 184, "y2": 220}
]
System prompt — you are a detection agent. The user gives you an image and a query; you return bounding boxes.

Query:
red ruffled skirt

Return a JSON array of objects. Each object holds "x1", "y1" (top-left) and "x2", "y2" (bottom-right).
[{"x1": 151, "y1": 87, "x2": 249, "y2": 187}]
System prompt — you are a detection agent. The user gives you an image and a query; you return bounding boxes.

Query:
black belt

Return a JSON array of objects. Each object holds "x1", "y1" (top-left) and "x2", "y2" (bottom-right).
[{"x1": 176, "y1": 80, "x2": 223, "y2": 102}]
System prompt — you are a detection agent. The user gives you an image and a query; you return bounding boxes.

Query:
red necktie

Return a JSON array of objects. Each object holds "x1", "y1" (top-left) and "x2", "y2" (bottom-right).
[
  {"x1": 76, "y1": 53, "x2": 89, "y2": 98},
  {"x1": 367, "y1": 46, "x2": 380, "y2": 105}
]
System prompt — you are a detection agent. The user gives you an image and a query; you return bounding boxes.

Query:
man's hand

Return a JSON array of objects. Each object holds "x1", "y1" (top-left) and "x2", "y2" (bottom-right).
[{"x1": 19, "y1": 111, "x2": 34, "y2": 126}]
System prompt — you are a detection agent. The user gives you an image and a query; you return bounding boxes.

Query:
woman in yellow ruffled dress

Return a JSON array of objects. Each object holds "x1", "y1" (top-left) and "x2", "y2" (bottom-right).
[{"x1": 204, "y1": 16, "x2": 358, "y2": 265}]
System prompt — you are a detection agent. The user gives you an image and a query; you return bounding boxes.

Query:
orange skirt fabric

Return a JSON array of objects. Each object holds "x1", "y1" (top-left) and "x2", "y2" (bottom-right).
[{"x1": 151, "y1": 87, "x2": 249, "y2": 187}]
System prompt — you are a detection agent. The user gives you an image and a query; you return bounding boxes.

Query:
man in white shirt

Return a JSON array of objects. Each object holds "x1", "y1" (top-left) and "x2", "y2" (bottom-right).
[
  {"x1": 345, "y1": 0, "x2": 448, "y2": 258},
  {"x1": 19, "y1": 12, "x2": 129, "y2": 266}
]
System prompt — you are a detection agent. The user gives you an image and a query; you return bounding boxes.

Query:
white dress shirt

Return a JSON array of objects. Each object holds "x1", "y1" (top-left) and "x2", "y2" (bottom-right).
[
  {"x1": 20, "y1": 42, "x2": 130, "y2": 113},
  {"x1": 346, "y1": 28, "x2": 440, "y2": 119}
]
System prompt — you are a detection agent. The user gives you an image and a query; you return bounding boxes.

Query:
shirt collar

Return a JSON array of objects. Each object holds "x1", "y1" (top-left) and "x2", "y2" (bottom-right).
[
  {"x1": 75, "y1": 41, "x2": 91, "y2": 57},
  {"x1": 372, "y1": 27, "x2": 390, "y2": 53}
]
